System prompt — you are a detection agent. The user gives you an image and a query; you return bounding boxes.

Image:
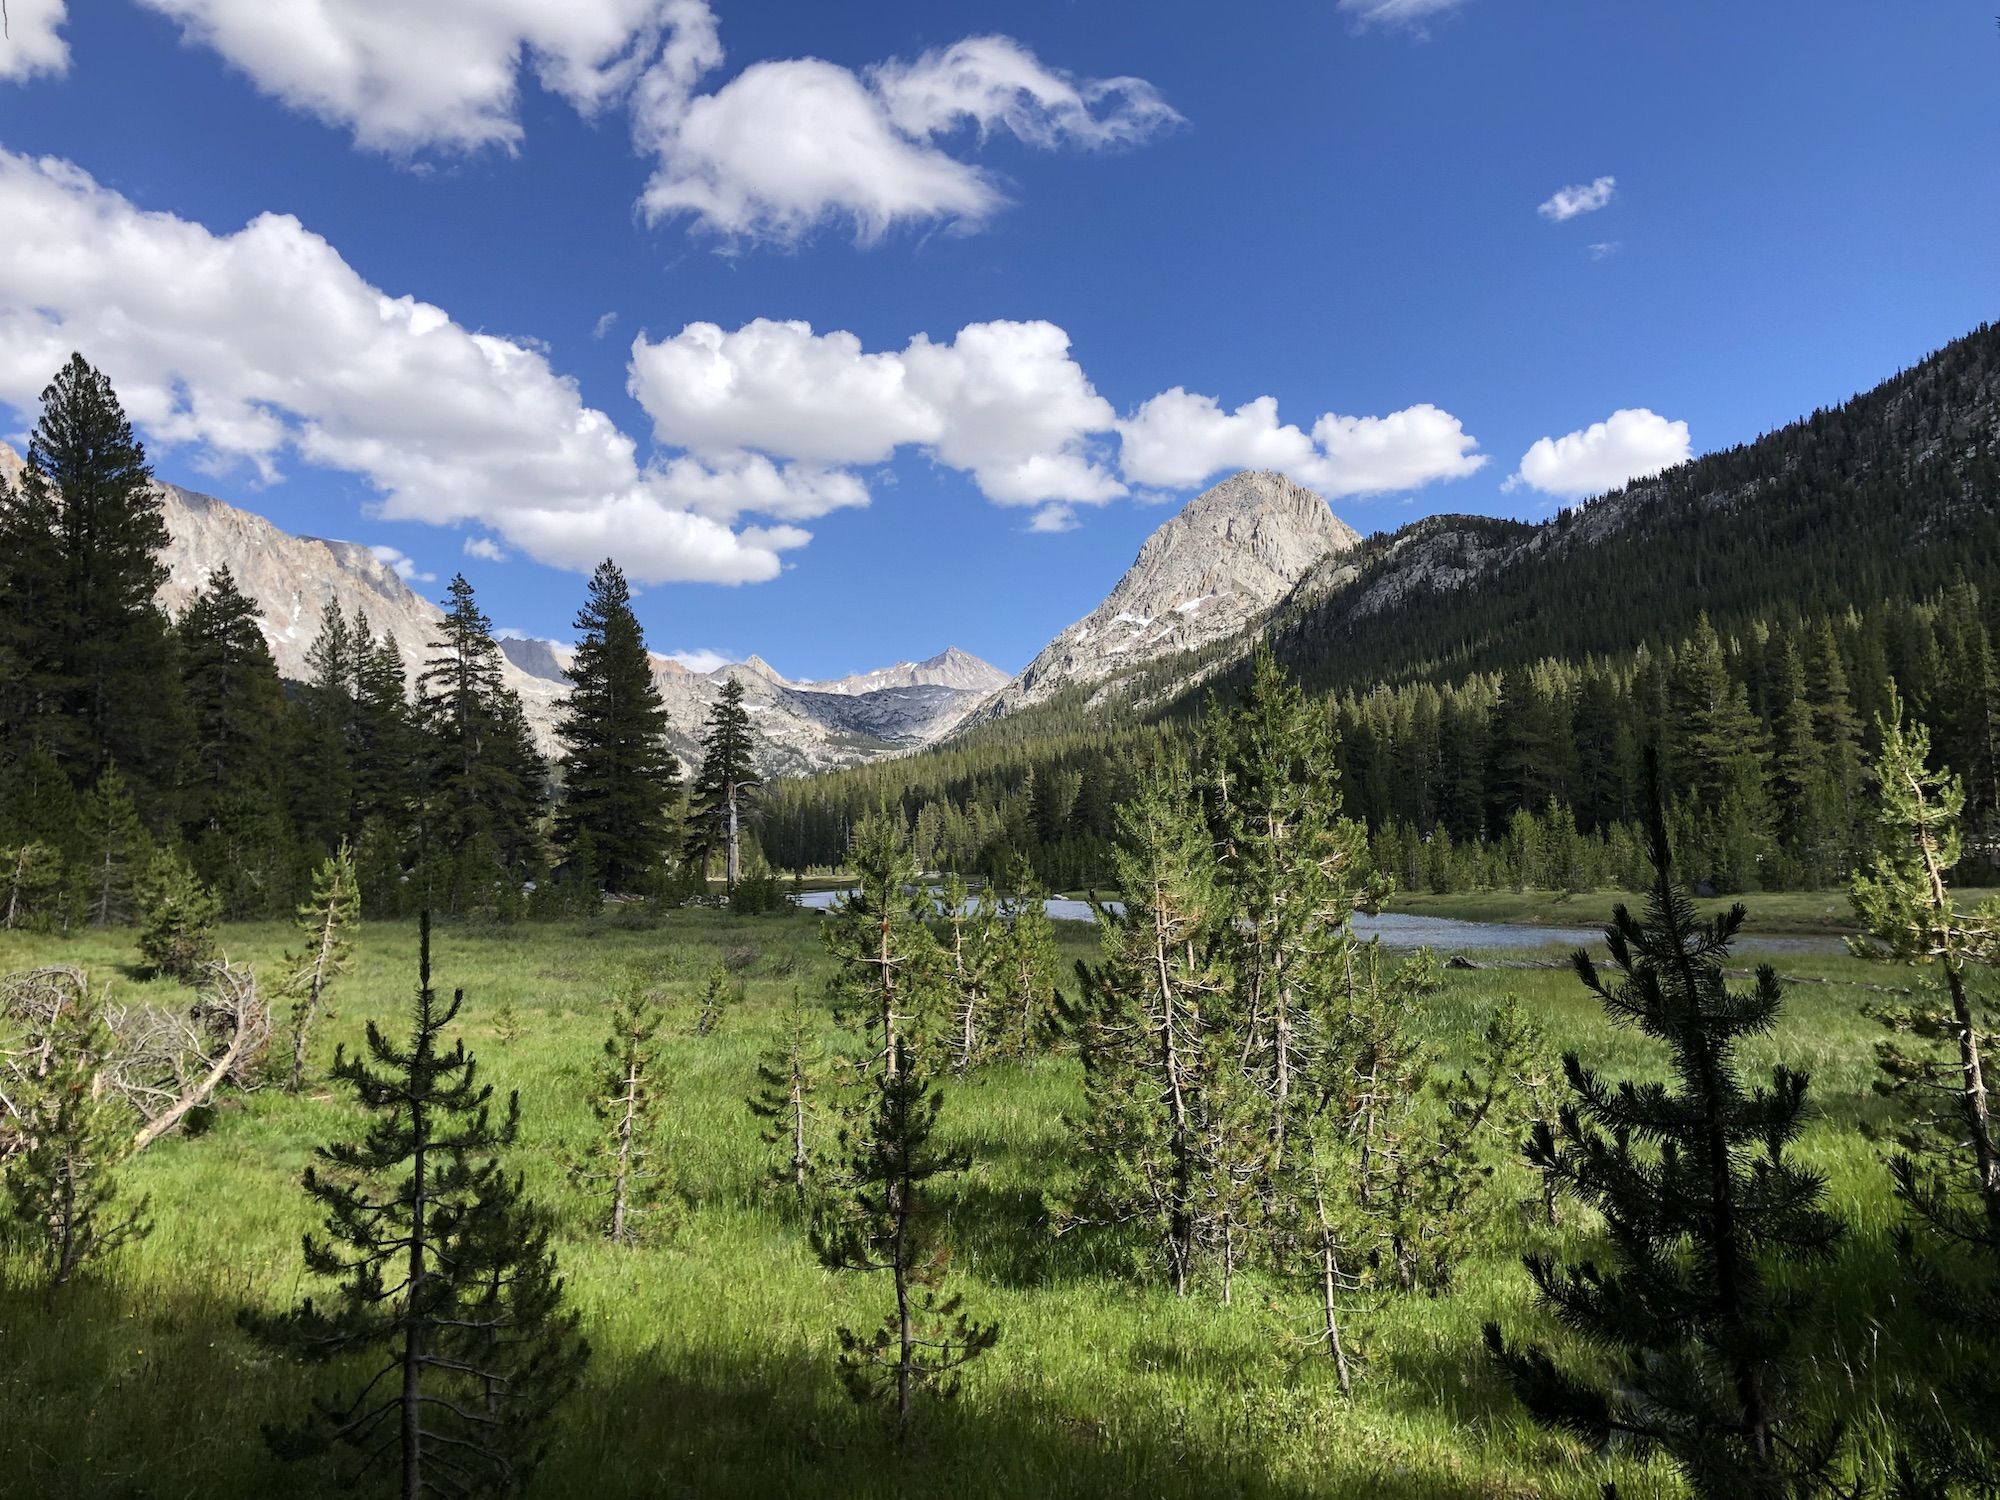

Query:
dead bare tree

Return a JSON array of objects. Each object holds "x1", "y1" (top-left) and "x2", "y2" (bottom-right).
[{"x1": 2, "y1": 960, "x2": 271, "y2": 1160}]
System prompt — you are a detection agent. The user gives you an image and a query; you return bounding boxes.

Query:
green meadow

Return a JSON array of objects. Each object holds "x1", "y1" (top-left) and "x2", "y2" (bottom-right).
[{"x1": 0, "y1": 903, "x2": 1940, "y2": 1499}]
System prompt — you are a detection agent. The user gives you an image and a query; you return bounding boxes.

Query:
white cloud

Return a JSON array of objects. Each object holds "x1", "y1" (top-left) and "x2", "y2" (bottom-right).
[
  {"x1": 634, "y1": 32, "x2": 1177, "y2": 244},
  {"x1": 129, "y1": 2, "x2": 1172, "y2": 246},
  {"x1": 132, "y1": 0, "x2": 677, "y2": 152},
  {"x1": 462, "y1": 535, "x2": 508, "y2": 562},
  {"x1": 1337, "y1": 0, "x2": 1472, "y2": 31},
  {"x1": 0, "y1": 150, "x2": 796, "y2": 585},
  {"x1": 0, "y1": 0, "x2": 69, "y2": 81},
  {"x1": 592, "y1": 311, "x2": 619, "y2": 339},
  {"x1": 661, "y1": 647, "x2": 731, "y2": 673},
  {"x1": 1026, "y1": 503, "x2": 1078, "y2": 534},
  {"x1": 1119, "y1": 388, "x2": 1485, "y2": 497},
  {"x1": 629, "y1": 317, "x2": 1124, "y2": 509},
  {"x1": 370, "y1": 545, "x2": 435, "y2": 584},
  {"x1": 1587, "y1": 240, "x2": 1622, "y2": 261},
  {"x1": 1538, "y1": 175, "x2": 1616, "y2": 222},
  {"x1": 1507, "y1": 408, "x2": 1692, "y2": 499}
]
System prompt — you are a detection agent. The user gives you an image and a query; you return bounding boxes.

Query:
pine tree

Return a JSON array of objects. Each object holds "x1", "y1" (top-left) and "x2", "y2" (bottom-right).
[
  {"x1": 556, "y1": 560, "x2": 680, "y2": 894},
  {"x1": 246, "y1": 915, "x2": 586, "y2": 1497},
  {"x1": 1435, "y1": 993, "x2": 1560, "y2": 1226},
  {"x1": 748, "y1": 989, "x2": 826, "y2": 1206},
  {"x1": 575, "y1": 985, "x2": 672, "y2": 1244},
  {"x1": 822, "y1": 817, "x2": 945, "y2": 1079},
  {"x1": 135, "y1": 846, "x2": 221, "y2": 982},
  {"x1": 0, "y1": 356, "x2": 178, "y2": 795},
  {"x1": 1485, "y1": 771, "x2": 1846, "y2": 1499},
  {"x1": 417, "y1": 575, "x2": 544, "y2": 913},
  {"x1": 936, "y1": 872, "x2": 996, "y2": 1075},
  {"x1": 813, "y1": 816, "x2": 993, "y2": 1436},
  {"x1": 298, "y1": 602, "x2": 361, "y2": 852},
  {"x1": 693, "y1": 964, "x2": 737, "y2": 1038},
  {"x1": 1205, "y1": 645, "x2": 1375, "y2": 1171},
  {"x1": 2, "y1": 979, "x2": 150, "y2": 1294},
  {"x1": 1056, "y1": 757, "x2": 1228, "y2": 1295},
  {"x1": 73, "y1": 765, "x2": 150, "y2": 927},
  {"x1": 986, "y1": 860, "x2": 1062, "y2": 1059},
  {"x1": 1849, "y1": 698, "x2": 2000, "y2": 1497},
  {"x1": 811, "y1": 1039, "x2": 998, "y2": 1440},
  {"x1": 283, "y1": 843, "x2": 361, "y2": 1093},
  {"x1": 177, "y1": 564, "x2": 292, "y2": 916},
  {"x1": 686, "y1": 676, "x2": 760, "y2": 891}
]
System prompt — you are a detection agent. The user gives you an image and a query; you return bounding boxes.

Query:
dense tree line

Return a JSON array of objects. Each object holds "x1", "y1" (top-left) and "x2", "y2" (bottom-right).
[
  {"x1": 766, "y1": 587, "x2": 2000, "y2": 898},
  {"x1": 0, "y1": 356, "x2": 740, "y2": 931}
]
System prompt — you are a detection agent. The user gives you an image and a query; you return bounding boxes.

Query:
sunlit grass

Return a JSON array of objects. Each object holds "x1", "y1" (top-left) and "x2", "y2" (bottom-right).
[{"x1": 0, "y1": 905, "x2": 1941, "y2": 1498}]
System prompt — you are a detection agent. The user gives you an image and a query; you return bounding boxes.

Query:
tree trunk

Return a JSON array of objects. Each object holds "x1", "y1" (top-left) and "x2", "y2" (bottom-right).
[
  {"x1": 402, "y1": 1098, "x2": 428, "y2": 1499},
  {"x1": 1914, "y1": 806, "x2": 2000, "y2": 1224},
  {"x1": 790, "y1": 1069, "x2": 808, "y2": 1203},
  {"x1": 610, "y1": 1058, "x2": 641, "y2": 1243},
  {"x1": 725, "y1": 784, "x2": 740, "y2": 891},
  {"x1": 1321, "y1": 1227, "x2": 1353, "y2": 1398}
]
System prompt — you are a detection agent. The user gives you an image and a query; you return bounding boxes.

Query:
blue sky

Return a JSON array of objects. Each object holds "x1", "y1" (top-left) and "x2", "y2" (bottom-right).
[{"x1": 0, "y1": 1, "x2": 1993, "y2": 678}]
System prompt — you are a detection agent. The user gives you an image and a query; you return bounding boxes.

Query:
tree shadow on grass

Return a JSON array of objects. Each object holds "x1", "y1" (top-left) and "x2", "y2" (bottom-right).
[{"x1": 0, "y1": 1268, "x2": 1510, "y2": 1500}]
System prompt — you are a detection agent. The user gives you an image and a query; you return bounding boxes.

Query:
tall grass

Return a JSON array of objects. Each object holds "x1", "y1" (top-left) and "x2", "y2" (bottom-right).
[{"x1": 0, "y1": 908, "x2": 1936, "y2": 1498}]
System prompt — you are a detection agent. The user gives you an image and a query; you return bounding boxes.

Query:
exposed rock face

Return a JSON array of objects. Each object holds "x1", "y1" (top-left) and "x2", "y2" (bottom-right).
[
  {"x1": 987, "y1": 470, "x2": 1361, "y2": 713},
  {"x1": 797, "y1": 647, "x2": 1010, "y2": 698},
  {"x1": 1, "y1": 441, "x2": 1000, "y2": 777}
]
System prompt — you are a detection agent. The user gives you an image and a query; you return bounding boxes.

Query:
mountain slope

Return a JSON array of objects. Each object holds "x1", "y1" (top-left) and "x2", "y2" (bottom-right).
[
  {"x1": 1, "y1": 441, "x2": 1001, "y2": 776},
  {"x1": 1238, "y1": 323, "x2": 2000, "y2": 700},
  {"x1": 987, "y1": 470, "x2": 1361, "y2": 715}
]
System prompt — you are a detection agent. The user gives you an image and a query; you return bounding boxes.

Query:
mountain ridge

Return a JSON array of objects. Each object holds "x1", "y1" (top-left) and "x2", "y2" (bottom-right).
[{"x1": 0, "y1": 440, "x2": 1002, "y2": 777}]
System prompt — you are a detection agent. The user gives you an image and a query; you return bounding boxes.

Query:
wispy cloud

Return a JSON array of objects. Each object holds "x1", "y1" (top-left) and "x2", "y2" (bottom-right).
[
  {"x1": 1586, "y1": 240, "x2": 1622, "y2": 261},
  {"x1": 1538, "y1": 175, "x2": 1616, "y2": 222},
  {"x1": 1337, "y1": 0, "x2": 1473, "y2": 32}
]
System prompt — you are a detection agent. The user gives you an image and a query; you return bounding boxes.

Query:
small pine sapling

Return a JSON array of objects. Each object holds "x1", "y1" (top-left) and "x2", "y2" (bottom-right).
[
  {"x1": 245, "y1": 915, "x2": 587, "y2": 1497},
  {"x1": 1848, "y1": 699, "x2": 2000, "y2": 1496},
  {"x1": 694, "y1": 965, "x2": 738, "y2": 1038},
  {"x1": 1485, "y1": 771, "x2": 1848, "y2": 1500},
  {"x1": 575, "y1": 985, "x2": 672, "y2": 1244},
  {"x1": 747, "y1": 989, "x2": 825, "y2": 1205},
  {"x1": 134, "y1": 847, "x2": 220, "y2": 983},
  {"x1": 812, "y1": 1040, "x2": 998, "y2": 1440},
  {"x1": 283, "y1": 842, "x2": 361, "y2": 1092},
  {"x1": 1, "y1": 977, "x2": 149, "y2": 1295}
]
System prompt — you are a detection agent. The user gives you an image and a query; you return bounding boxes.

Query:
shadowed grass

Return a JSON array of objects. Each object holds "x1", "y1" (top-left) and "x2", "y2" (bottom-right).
[{"x1": 0, "y1": 906, "x2": 1944, "y2": 1498}]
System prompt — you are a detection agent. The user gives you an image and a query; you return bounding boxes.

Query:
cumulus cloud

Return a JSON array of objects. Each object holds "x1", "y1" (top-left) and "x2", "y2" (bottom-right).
[
  {"x1": 633, "y1": 32, "x2": 1178, "y2": 243},
  {"x1": 0, "y1": 0, "x2": 69, "y2": 81},
  {"x1": 1119, "y1": 389, "x2": 1486, "y2": 497},
  {"x1": 462, "y1": 536, "x2": 508, "y2": 562},
  {"x1": 0, "y1": 150, "x2": 797, "y2": 584},
  {"x1": 370, "y1": 545, "x2": 435, "y2": 584},
  {"x1": 1507, "y1": 408, "x2": 1692, "y2": 499},
  {"x1": 661, "y1": 647, "x2": 732, "y2": 674},
  {"x1": 128, "y1": 1, "x2": 1174, "y2": 244},
  {"x1": 628, "y1": 317, "x2": 1124, "y2": 509},
  {"x1": 1538, "y1": 175, "x2": 1616, "y2": 222},
  {"x1": 133, "y1": 0, "x2": 676, "y2": 151},
  {"x1": 1337, "y1": 0, "x2": 1472, "y2": 31}
]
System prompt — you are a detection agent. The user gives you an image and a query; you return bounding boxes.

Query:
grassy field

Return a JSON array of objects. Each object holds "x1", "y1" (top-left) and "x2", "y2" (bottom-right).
[{"x1": 0, "y1": 903, "x2": 1942, "y2": 1499}]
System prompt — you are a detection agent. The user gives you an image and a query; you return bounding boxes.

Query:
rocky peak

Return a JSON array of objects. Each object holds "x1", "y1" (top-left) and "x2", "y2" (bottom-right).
[{"x1": 989, "y1": 470, "x2": 1361, "y2": 712}]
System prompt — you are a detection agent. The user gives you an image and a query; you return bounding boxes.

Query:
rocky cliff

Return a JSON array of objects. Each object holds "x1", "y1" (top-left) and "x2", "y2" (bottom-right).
[{"x1": 985, "y1": 470, "x2": 1361, "y2": 713}]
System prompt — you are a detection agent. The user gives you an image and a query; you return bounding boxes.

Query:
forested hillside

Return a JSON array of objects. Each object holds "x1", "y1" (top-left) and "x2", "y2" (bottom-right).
[{"x1": 765, "y1": 325, "x2": 2000, "y2": 892}]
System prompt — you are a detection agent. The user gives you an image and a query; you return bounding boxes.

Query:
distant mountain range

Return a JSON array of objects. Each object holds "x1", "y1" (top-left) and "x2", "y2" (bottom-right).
[
  {"x1": 17, "y1": 320, "x2": 1994, "y2": 790},
  {"x1": 0, "y1": 440, "x2": 1007, "y2": 777}
]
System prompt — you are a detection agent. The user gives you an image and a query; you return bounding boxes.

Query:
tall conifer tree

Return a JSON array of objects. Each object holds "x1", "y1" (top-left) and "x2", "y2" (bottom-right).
[
  {"x1": 555, "y1": 560, "x2": 680, "y2": 893},
  {"x1": 0, "y1": 356, "x2": 177, "y2": 797},
  {"x1": 686, "y1": 676, "x2": 760, "y2": 890}
]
